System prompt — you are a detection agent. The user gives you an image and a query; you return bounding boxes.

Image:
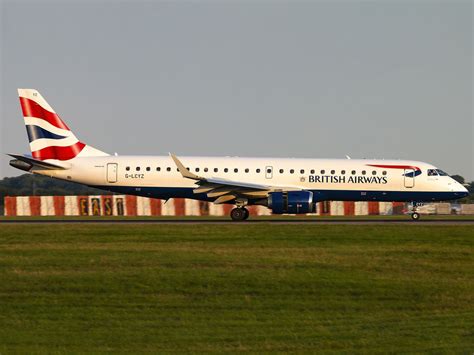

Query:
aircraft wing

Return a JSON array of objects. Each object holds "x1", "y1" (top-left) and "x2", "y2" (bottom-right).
[{"x1": 170, "y1": 153, "x2": 300, "y2": 203}]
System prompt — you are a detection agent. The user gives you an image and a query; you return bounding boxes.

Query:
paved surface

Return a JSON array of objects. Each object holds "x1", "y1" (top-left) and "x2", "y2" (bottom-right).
[{"x1": 1, "y1": 219, "x2": 473, "y2": 225}]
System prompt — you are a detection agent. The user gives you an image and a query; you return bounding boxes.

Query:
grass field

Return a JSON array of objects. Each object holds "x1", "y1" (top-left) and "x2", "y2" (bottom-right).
[{"x1": 0, "y1": 224, "x2": 473, "y2": 353}]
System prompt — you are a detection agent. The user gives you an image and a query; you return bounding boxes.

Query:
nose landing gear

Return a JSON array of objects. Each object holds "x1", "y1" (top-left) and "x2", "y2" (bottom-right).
[
  {"x1": 230, "y1": 207, "x2": 250, "y2": 221},
  {"x1": 410, "y1": 202, "x2": 421, "y2": 221}
]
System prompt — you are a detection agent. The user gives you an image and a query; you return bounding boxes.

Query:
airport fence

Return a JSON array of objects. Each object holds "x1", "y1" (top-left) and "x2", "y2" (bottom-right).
[{"x1": 4, "y1": 195, "x2": 473, "y2": 217}]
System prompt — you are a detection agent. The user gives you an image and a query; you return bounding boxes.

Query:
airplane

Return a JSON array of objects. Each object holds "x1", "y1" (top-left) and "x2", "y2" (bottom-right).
[{"x1": 8, "y1": 89, "x2": 469, "y2": 221}]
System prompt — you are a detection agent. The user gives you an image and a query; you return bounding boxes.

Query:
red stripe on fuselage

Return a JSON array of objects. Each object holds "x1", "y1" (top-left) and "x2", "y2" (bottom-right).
[
  {"x1": 32, "y1": 142, "x2": 85, "y2": 161},
  {"x1": 366, "y1": 164, "x2": 420, "y2": 171},
  {"x1": 19, "y1": 97, "x2": 70, "y2": 130}
]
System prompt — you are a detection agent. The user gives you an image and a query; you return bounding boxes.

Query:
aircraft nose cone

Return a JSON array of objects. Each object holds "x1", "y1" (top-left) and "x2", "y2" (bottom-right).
[{"x1": 457, "y1": 184, "x2": 469, "y2": 198}]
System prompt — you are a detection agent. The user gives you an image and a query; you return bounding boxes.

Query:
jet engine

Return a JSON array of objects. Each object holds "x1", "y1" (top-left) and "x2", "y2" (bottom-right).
[{"x1": 268, "y1": 191, "x2": 314, "y2": 214}]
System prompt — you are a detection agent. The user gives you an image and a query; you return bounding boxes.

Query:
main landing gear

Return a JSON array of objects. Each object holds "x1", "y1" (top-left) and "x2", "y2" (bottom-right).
[{"x1": 230, "y1": 207, "x2": 250, "y2": 221}]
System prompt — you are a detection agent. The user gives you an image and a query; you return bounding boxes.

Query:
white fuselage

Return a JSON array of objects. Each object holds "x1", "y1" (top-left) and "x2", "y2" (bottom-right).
[{"x1": 36, "y1": 155, "x2": 468, "y2": 203}]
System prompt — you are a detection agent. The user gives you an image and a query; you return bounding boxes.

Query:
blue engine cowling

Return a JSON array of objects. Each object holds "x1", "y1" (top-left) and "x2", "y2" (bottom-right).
[{"x1": 268, "y1": 191, "x2": 314, "y2": 214}]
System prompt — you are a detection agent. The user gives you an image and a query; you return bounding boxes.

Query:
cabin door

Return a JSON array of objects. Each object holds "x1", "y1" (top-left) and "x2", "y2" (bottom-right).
[
  {"x1": 404, "y1": 169, "x2": 415, "y2": 188},
  {"x1": 265, "y1": 166, "x2": 273, "y2": 179},
  {"x1": 107, "y1": 163, "x2": 118, "y2": 183}
]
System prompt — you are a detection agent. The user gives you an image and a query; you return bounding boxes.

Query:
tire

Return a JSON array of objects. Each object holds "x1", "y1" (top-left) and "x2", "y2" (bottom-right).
[
  {"x1": 243, "y1": 207, "x2": 250, "y2": 220},
  {"x1": 230, "y1": 208, "x2": 246, "y2": 221},
  {"x1": 411, "y1": 212, "x2": 420, "y2": 221}
]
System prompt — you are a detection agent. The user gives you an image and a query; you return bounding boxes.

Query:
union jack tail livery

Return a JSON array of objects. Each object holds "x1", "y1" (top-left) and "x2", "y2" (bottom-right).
[{"x1": 18, "y1": 89, "x2": 108, "y2": 161}]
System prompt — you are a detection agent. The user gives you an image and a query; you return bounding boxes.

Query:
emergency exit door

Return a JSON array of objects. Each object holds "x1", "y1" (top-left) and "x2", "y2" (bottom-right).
[
  {"x1": 404, "y1": 169, "x2": 415, "y2": 188},
  {"x1": 107, "y1": 163, "x2": 118, "y2": 183}
]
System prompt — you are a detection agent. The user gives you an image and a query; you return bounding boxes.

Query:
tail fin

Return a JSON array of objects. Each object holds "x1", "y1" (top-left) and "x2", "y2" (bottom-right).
[{"x1": 18, "y1": 89, "x2": 109, "y2": 161}]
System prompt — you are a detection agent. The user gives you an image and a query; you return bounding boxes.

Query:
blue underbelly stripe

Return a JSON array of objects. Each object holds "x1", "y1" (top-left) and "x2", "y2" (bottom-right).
[{"x1": 89, "y1": 185, "x2": 466, "y2": 203}]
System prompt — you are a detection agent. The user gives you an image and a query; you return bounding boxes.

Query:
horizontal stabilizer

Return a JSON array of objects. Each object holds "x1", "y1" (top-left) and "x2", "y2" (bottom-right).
[{"x1": 8, "y1": 154, "x2": 69, "y2": 171}]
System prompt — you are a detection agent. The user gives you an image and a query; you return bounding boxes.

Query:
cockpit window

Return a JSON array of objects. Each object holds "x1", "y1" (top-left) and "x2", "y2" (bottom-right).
[
  {"x1": 436, "y1": 169, "x2": 448, "y2": 176},
  {"x1": 427, "y1": 169, "x2": 438, "y2": 176}
]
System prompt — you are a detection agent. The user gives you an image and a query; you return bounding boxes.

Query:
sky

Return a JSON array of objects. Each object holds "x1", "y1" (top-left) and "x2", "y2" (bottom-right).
[{"x1": 1, "y1": 0, "x2": 473, "y2": 180}]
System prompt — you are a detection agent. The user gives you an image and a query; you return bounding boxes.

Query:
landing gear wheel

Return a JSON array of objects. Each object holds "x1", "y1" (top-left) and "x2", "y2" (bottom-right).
[
  {"x1": 242, "y1": 207, "x2": 250, "y2": 220},
  {"x1": 411, "y1": 212, "x2": 420, "y2": 221},
  {"x1": 230, "y1": 208, "x2": 247, "y2": 221}
]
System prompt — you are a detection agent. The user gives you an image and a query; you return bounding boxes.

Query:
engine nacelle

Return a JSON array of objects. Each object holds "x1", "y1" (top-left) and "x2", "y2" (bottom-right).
[{"x1": 268, "y1": 191, "x2": 314, "y2": 214}]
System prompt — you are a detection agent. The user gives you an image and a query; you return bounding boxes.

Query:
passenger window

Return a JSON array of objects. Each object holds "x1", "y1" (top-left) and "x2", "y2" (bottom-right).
[
  {"x1": 267, "y1": 168, "x2": 272, "y2": 174},
  {"x1": 321, "y1": 170, "x2": 325, "y2": 174},
  {"x1": 361, "y1": 170, "x2": 366, "y2": 175},
  {"x1": 279, "y1": 169, "x2": 284, "y2": 174},
  {"x1": 166, "y1": 167, "x2": 171, "y2": 172},
  {"x1": 146, "y1": 167, "x2": 151, "y2": 171},
  {"x1": 136, "y1": 167, "x2": 141, "y2": 171},
  {"x1": 195, "y1": 168, "x2": 200, "y2": 172},
  {"x1": 331, "y1": 170, "x2": 335, "y2": 174},
  {"x1": 290, "y1": 169, "x2": 294, "y2": 174},
  {"x1": 224, "y1": 168, "x2": 228, "y2": 173},
  {"x1": 372, "y1": 171, "x2": 377, "y2": 175},
  {"x1": 351, "y1": 170, "x2": 356, "y2": 175},
  {"x1": 382, "y1": 171, "x2": 387, "y2": 176},
  {"x1": 256, "y1": 169, "x2": 261, "y2": 173},
  {"x1": 300, "y1": 169, "x2": 305, "y2": 174},
  {"x1": 310, "y1": 169, "x2": 315, "y2": 174},
  {"x1": 126, "y1": 167, "x2": 130, "y2": 171},
  {"x1": 234, "y1": 168, "x2": 238, "y2": 173},
  {"x1": 214, "y1": 168, "x2": 218, "y2": 173},
  {"x1": 245, "y1": 168, "x2": 249, "y2": 173},
  {"x1": 204, "y1": 168, "x2": 208, "y2": 172},
  {"x1": 156, "y1": 167, "x2": 161, "y2": 172},
  {"x1": 341, "y1": 170, "x2": 346, "y2": 175}
]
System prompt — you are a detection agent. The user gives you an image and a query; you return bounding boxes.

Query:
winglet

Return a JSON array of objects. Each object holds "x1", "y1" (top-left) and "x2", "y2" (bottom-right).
[{"x1": 169, "y1": 153, "x2": 201, "y2": 180}]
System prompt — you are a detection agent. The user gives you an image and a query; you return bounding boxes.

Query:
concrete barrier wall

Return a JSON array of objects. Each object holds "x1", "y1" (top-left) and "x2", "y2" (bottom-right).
[
  {"x1": 461, "y1": 204, "x2": 474, "y2": 215},
  {"x1": 435, "y1": 203, "x2": 452, "y2": 215},
  {"x1": 5, "y1": 196, "x2": 473, "y2": 217}
]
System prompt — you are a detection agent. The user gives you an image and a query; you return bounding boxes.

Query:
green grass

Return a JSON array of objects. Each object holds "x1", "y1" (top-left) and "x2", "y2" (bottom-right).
[{"x1": 0, "y1": 224, "x2": 473, "y2": 353}]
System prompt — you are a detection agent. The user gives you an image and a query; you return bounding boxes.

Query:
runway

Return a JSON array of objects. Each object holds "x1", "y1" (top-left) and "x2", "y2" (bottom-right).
[{"x1": 1, "y1": 219, "x2": 473, "y2": 225}]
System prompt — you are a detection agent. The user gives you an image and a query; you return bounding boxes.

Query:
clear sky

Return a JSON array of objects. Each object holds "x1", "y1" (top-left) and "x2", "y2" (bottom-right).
[{"x1": 1, "y1": 1, "x2": 472, "y2": 180}]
